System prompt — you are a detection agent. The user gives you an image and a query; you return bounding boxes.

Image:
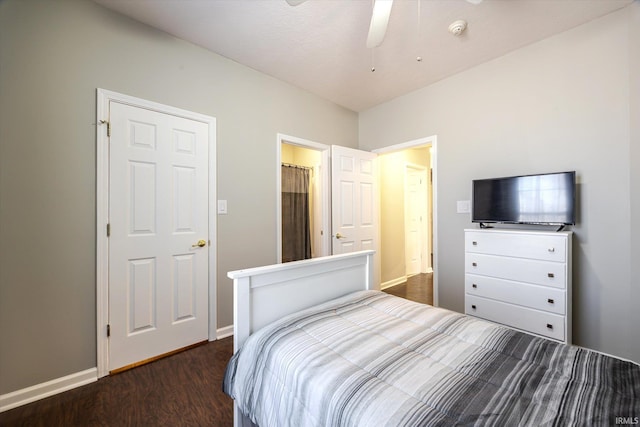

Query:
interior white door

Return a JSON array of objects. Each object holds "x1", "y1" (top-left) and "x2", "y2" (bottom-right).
[
  {"x1": 331, "y1": 145, "x2": 377, "y2": 255},
  {"x1": 108, "y1": 101, "x2": 209, "y2": 372},
  {"x1": 405, "y1": 167, "x2": 427, "y2": 275}
]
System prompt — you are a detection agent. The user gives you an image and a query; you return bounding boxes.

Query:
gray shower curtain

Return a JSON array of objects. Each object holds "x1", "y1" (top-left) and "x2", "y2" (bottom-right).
[{"x1": 282, "y1": 165, "x2": 312, "y2": 263}]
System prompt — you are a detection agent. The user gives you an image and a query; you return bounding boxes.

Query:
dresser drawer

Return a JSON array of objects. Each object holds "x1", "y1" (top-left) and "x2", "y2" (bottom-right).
[
  {"x1": 465, "y1": 274, "x2": 565, "y2": 315},
  {"x1": 466, "y1": 253, "x2": 566, "y2": 289},
  {"x1": 466, "y1": 231, "x2": 566, "y2": 262},
  {"x1": 466, "y1": 295, "x2": 565, "y2": 342}
]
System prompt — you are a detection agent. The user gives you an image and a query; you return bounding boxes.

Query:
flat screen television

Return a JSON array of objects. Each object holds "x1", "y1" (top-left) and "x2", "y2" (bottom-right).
[{"x1": 472, "y1": 171, "x2": 576, "y2": 226}]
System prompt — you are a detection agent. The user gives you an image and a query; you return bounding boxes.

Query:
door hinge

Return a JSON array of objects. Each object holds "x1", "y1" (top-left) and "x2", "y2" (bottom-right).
[
  {"x1": 100, "y1": 120, "x2": 111, "y2": 137},
  {"x1": 107, "y1": 324, "x2": 111, "y2": 337},
  {"x1": 106, "y1": 223, "x2": 111, "y2": 237}
]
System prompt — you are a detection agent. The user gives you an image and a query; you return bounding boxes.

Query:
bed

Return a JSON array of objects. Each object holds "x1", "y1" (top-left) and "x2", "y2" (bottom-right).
[{"x1": 224, "y1": 250, "x2": 639, "y2": 427}]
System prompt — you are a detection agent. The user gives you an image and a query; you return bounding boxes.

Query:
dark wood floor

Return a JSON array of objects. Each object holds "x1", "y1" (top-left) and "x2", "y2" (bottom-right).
[
  {"x1": 382, "y1": 272, "x2": 433, "y2": 305},
  {"x1": 0, "y1": 337, "x2": 235, "y2": 427},
  {"x1": 1, "y1": 277, "x2": 432, "y2": 426}
]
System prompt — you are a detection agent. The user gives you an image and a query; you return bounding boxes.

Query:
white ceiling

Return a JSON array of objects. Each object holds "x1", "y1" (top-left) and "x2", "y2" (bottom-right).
[{"x1": 94, "y1": 0, "x2": 632, "y2": 112}]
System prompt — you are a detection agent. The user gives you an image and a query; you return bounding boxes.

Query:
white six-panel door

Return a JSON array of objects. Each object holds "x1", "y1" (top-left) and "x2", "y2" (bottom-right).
[
  {"x1": 405, "y1": 167, "x2": 427, "y2": 275},
  {"x1": 108, "y1": 101, "x2": 209, "y2": 372},
  {"x1": 331, "y1": 145, "x2": 377, "y2": 256}
]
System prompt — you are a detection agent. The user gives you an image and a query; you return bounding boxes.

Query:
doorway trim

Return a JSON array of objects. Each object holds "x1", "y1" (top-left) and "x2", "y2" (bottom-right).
[
  {"x1": 372, "y1": 135, "x2": 438, "y2": 306},
  {"x1": 276, "y1": 133, "x2": 330, "y2": 263},
  {"x1": 96, "y1": 89, "x2": 217, "y2": 378}
]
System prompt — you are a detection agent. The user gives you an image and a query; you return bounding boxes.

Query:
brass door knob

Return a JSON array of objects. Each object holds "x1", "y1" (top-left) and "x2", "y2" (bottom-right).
[
  {"x1": 192, "y1": 239, "x2": 207, "y2": 248},
  {"x1": 335, "y1": 233, "x2": 346, "y2": 239}
]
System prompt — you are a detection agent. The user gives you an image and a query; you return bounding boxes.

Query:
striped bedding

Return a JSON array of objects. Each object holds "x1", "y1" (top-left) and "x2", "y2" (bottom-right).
[{"x1": 223, "y1": 290, "x2": 639, "y2": 426}]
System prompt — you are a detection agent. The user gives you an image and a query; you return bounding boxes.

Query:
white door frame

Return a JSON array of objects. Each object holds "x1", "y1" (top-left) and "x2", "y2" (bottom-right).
[
  {"x1": 276, "y1": 133, "x2": 330, "y2": 262},
  {"x1": 96, "y1": 89, "x2": 217, "y2": 378},
  {"x1": 373, "y1": 135, "x2": 438, "y2": 306}
]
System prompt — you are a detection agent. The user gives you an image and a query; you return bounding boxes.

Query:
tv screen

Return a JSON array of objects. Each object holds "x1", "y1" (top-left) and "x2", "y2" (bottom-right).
[{"x1": 472, "y1": 171, "x2": 576, "y2": 225}]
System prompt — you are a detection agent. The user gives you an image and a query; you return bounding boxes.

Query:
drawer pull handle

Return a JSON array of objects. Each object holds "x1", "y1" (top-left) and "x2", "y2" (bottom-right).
[
  {"x1": 547, "y1": 273, "x2": 555, "y2": 278},
  {"x1": 546, "y1": 324, "x2": 553, "y2": 330},
  {"x1": 472, "y1": 262, "x2": 477, "y2": 267},
  {"x1": 548, "y1": 247, "x2": 555, "y2": 253},
  {"x1": 471, "y1": 305, "x2": 477, "y2": 310},
  {"x1": 472, "y1": 284, "x2": 477, "y2": 289},
  {"x1": 547, "y1": 298, "x2": 555, "y2": 304},
  {"x1": 472, "y1": 241, "x2": 478, "y2": 246}
]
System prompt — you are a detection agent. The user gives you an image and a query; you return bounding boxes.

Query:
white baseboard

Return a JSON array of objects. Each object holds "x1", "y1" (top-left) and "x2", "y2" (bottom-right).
[
  {"x1": 380, "y1": 276, "x2": 407, "y2": 290},
  {"x1": 216, "y1": 324, "x2": 234, "y2": 339},
  {"x1": 1, "y1": 327, "x2": 237, "y2": 414},
  {"x1": 0, "y1": 368, "x2": 97, "y2": 413}
]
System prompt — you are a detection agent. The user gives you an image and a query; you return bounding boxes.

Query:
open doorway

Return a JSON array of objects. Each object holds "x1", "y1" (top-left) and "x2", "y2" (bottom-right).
[
  {"x1": 377, "y1": 142, "x2": 435, "y2": 306},
  {"x1": 276, "y1": 134, "x2": 330, "y2": 263}
]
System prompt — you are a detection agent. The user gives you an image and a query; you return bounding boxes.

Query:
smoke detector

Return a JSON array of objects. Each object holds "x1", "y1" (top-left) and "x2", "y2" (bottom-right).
[{"x1": 448, "y1": 20, "x2": 467, "y2": 36}]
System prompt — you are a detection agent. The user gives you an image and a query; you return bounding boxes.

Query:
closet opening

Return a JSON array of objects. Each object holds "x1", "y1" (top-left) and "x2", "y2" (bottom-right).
[
  {"x1": 276, "y1": 135, "x2": 330, "y2": 263},
  {"x1": 281, "y1": 162, "x2": 314, "y2": 262}
]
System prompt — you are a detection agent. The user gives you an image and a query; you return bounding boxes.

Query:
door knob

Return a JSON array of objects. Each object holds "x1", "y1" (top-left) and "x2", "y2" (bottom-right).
[
  {"x1": 192, "y1": 239, "x2": 207, "y2": 248},
  {"x1": 335, "y1": 233, "x2": 346, "y2": 239}
]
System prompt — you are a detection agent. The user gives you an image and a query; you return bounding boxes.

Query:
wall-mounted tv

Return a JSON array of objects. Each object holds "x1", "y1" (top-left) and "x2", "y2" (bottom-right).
[{"x1": 472, "y1": 171, "x2": 576, "y2": 226}]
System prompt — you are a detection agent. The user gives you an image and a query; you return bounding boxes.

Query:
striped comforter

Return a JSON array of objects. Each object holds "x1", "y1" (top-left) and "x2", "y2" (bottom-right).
[{"x1": 223, "y1": 291, "x2": 639, "y2": 426}]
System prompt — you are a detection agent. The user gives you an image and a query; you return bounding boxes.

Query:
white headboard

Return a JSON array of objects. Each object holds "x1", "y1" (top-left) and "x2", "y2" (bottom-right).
[{"x1": 227, "y1": 250, "x2": 375, "y2": 352}]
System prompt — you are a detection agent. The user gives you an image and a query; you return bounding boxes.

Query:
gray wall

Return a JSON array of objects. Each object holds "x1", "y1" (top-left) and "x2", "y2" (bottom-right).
[
  {"x1": 0, "y1": 0, "x2": 358, "y2": 394},
  {"x1": 629, "y1": 1, "x2": 640, "y2": 362},
  {"x1": 360, "y1": 4, "x2": 640, "y2": 362}
]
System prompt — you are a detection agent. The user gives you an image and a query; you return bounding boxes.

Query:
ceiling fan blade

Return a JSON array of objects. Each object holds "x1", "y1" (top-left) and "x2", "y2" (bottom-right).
[
  {"x1": 466, "y1": 0, "x2": 483, "y2": 4},
  {"x1": 366, "y1": 0, "x2": 394, "y2": 49},
  {"x1": 285, "y1": 0, "x2": 307, "y2": 6}
]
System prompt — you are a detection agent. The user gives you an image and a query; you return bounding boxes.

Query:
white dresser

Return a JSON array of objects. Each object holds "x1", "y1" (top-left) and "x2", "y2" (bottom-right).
[{"x1": 464, "y1": 229, "x2": 572, "y2": 344}]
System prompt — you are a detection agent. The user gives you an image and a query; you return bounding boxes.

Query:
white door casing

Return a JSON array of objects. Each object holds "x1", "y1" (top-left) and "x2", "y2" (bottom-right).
[
  {"x1": 372, "y1": 135, "x2": 438, "y2": 305},
  {"x1": 331, "y1": 145, "x2": 377, "y2": 256},
  {"x1": 96, "y1": 89, "x2": 217, "y2": 377}
]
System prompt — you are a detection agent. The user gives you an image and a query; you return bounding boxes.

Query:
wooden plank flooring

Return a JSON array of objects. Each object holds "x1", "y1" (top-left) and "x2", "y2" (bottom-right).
[
  {"x1": 1, "y1": 276, "x2": 432, "y2": 426},
  {"x1": 382, "y1": 273, "x2": 433, "y2": 305},
  {"x1": 0, "y1": 337, "x2": 234, "y2": 427}
]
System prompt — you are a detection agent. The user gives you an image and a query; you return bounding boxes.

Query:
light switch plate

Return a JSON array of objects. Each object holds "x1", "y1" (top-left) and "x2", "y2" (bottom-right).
[
  {"x1": 457, "y1": 200, "x2": 471, "y2": 214},
  {"x1": 217, "y1": 200, "x2": 228, "y2": 214}
]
